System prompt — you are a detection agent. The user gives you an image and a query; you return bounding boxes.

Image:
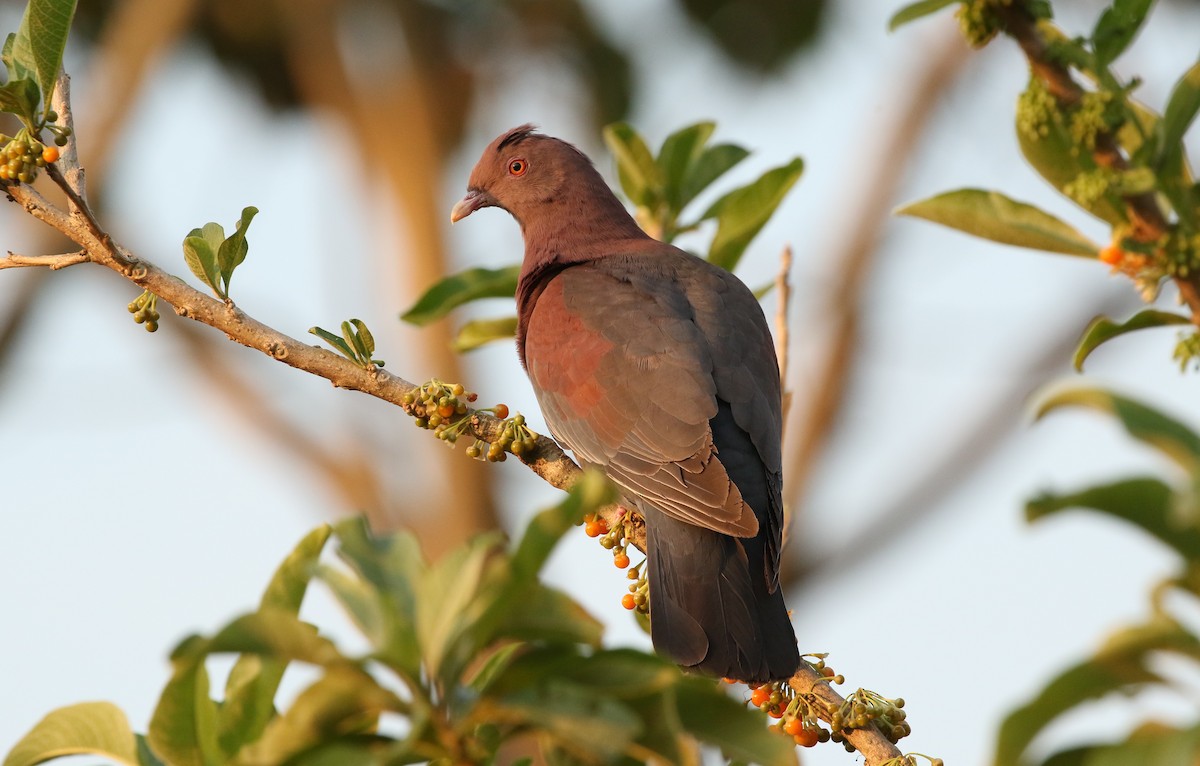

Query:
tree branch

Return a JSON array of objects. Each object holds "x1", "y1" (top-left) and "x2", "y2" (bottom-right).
[{"x1": 0, "y1": 250, "x2": 87, "y2": 269}]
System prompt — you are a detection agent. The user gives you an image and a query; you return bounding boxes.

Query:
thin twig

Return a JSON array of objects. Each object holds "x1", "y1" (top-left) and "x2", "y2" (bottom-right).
[
  {"x1": 0, "y1": 250, "x2": 87, "y2": 269},
  {"x1": 775, "y1": 243, "x2": 793, "y2": 433}
]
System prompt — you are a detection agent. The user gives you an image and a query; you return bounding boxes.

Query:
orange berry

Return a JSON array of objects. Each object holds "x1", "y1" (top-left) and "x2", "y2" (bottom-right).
[
  {"x1": 494, "y1": 404, "x2": 509, "y2": 419},
  {"x1": 723, "y1": 677, "x2": 737, "y2": 685},
  {"x1": 821, "y1": 666, "x2": 835, "y2": 678},
  {"x1": 41, "y1": 145, "x2": 59, "y2": 164},
  {"x1": 1098, "y1": 245, "x2": 1122, "y2": 265},
  {"x1": 596, "y1": 518, "x2": 610, "y2": 534},
  {"x1": 794, "y1": 729, "x2": 819, "y2": 747},
  {"x1": 585, "y1": 521, "x2": 602, "y2": 537},
  {"x1": 438, "y1": 404, "x2": 455, "y2": 418},
  {"x1": 784, "y1": 718, "x2": 803, "y2": 736},
  {"x1": 621, "y1": 593, "x2": 636, "y2": 610},
  {"x1": 767, "y1": 705, "x2": 784, "y2": 719},
  {"x1": 750, "y1": 688, "x2": 770, "y2": 707},
  {"x1": 613, "y1": 552, "x2": 630, "y2": 568}
]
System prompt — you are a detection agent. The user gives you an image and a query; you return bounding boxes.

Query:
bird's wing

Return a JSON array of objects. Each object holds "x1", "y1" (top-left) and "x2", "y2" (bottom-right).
[{"x1": 523, "y1": 247, "x2": 783, "y2": 553}]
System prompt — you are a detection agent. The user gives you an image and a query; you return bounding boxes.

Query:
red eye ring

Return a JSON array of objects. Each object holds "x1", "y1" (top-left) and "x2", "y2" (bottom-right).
[{"x1": 508, "y1": 158, "x2": 527, "y2": 176}]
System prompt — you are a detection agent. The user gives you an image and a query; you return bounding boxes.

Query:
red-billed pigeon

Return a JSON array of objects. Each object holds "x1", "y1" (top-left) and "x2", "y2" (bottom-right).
[{"x1": 451, "y1": 125, "x2": 799, "y2": 683}]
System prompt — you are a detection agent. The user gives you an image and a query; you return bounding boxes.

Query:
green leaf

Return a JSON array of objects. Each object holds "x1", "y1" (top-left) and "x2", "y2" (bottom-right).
[
  {"x1": 148, "y1": 654, "x2": 222, "y2": 766},
  {"x1": 494, "y1": 647, "x2": 679, "y2": 701},
  {"x1": 218, "y1": 526, "x2": 331, "y2": 758},
  {"x1": 4, "y1": 702, "x2": 141, "y2": 766},
  {"x1": 703, "y1": 157, "x2": 803, "y2": 271},
  {"x1": 896, "y1": 188, "x2": 1102, "y2": 256},
  {"x1": 1040, "y1": 724, "x2": 1200, "y2": 766},
  {"x1": 235, "y1": 667, "x2": 401, "y2": 766},
  {"x1": 494, "y1": 584, "x2": 604, "y2": 648},
  {"x1": 1027, "y1": 477, "x2": 1200, "y2": 561},
  {"x1": 418, "y1": 533, "x2": 506, "y2": 685},
  {"x1": 675, "y1": 676, "x2": 797, "y2": 766},
  {"x1": 511, "y1": 469, "x2": 615, "y2": 581},
  {"x1": 11, "y1": 0, "x2": 77, "y2": 115},
  {"x1": 678, "y1": 143, "x2": 750, "y2": 212},
  {"x1": 316, "y1": 563, "x2": 388, "y2": 649},
  {"x1": 656, "y1": 121, "x2": 715, "y2": 211},
  {"x1": 487, "y1": 679, "x2": 641, "y2": 762},
  {"x1": 309, "y1": 326, "x2": 357, "y2": 361},
  {"x1": 1161, "y1": 61, "x2": 1200, "y2": 155},
  {"x1": 400, "y1": 266, "x2": 520, "y2": 326},
  {"x1": 451, "y1": 316, "x2": 517, "y2": 352},
  {"x1": 0, "y1": 77, "x2": 39, "y2": 122},
  {"x1": 216, "y1": 206, "x2": 257, "y2": 294},
  {"x1": 603, "y1": 122, "x2": 662, "y2": 207},
  {"x1": 1073, "y1": 310, "x2": 1192, "y2": 371},
  {"x1": 995, "y1": 616, "x2": 1200, "y2": 766},
  {"x1": 1091, "y1": 0, "x2": 1154, "y2": 68},
  {"x1": 349, "y1": 319, "x2": 374, "y2": 357},
  {"x1": 332, "y1": 519, "x2": 423, "y2": 679},
  {"x1": 1035, "y1": 387, "x2": 1200, "y2": 473},
  {"x1": 186, "y1": 610, "x2": 351, "y2": 668},
  {"x1": 887, "y1": 0, "x2": 960, "y2": 32},
  {"x1": 341, "y1": 321, "x2": 369, "y2": 363}
]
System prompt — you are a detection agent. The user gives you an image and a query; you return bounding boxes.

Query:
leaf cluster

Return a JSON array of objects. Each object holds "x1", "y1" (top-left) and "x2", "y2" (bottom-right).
[
  {"x1": 310, "y1": 319, "x2": 385, "y2": 370},
  {"x1": 401, "y1": 121, "x2": 802, "y2": 351},
  {"x1": 895, "y1": 0, "x2": 1200, "y2": 367},
  {"x1": 182, "y1": 207, "x2": 259, "y2": 301},
  {"x1": 0, "y1": 0, "x2": 74, "y2": 133},
  {"x1": 4, "y1": 473, "x2": 796, "y2": 766}
]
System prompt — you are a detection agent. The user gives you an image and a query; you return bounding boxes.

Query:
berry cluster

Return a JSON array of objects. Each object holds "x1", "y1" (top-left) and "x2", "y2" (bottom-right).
[
  {"x1": 581, "y1": 508, "x2": 647, "y2": 613},
  {"x1": 828, "y1": 687, "x2": 911, "y2": 750},
  {"x1": 127, "y1": 289, "x2": 161, "y2": 332},
  {"x1": 402, "y1": 381, "x2": 537, "y2": 463},
  {"x1": 0, "y1": 131, "x2": 60, "y2": 183}
]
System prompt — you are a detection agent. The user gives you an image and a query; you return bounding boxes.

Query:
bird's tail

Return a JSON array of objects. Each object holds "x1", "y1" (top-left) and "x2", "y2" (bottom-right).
[{"x1": 644, "y1": 512, "x2": 799, "y2": 684}]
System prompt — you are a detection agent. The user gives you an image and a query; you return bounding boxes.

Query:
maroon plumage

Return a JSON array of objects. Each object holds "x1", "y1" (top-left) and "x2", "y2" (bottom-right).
[{"x1": 452, "y1": 125, "x2": 800, "y2": 683}]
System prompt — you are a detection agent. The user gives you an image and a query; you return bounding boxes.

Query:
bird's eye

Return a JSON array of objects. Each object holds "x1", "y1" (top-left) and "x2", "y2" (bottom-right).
[{"x1": 508, "y1": 158, "x2": 527, "y2": 176}]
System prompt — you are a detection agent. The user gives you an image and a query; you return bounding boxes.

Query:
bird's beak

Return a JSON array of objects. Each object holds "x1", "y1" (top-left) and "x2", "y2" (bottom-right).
[{"x1": 450, "y1": 189, "x2": 494, "y2": 223}]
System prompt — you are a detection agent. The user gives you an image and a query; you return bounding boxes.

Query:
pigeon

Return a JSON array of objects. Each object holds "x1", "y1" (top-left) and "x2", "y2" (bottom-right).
[{"x1": 451, "y1": 125, "x2": 799, "y2": 683}]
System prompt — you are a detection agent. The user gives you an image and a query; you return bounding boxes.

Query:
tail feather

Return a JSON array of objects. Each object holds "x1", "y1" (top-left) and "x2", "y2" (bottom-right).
[{"x1": 645, "y1": 511, "x2": 799, "y2": 684}]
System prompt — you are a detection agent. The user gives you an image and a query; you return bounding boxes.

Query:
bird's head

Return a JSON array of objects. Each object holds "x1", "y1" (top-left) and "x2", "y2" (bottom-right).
[{"x1": 450, "y1": 124, "x2": 599, "y2": 227}]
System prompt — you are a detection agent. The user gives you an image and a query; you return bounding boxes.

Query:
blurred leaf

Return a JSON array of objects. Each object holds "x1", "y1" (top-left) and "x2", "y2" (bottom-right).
[
  {"x1": 400, "y1": 266, "x2": 520, "y2": 326},
  {"x1": 675, "y1": 676, "x2": 797, "y2": 766},
  {"x1": 418, "y1": 532, "x2": 506, "y2": 686},
  {"x1": 656, "y1": 121, "x2": 715, "y2": 211},
  {"x1": 148, "y1": 652, "x2": 221, "y2": 766},
  {"x1": 317, "y1": 563, "x2": 387, "y2": 649},
  {"x1": 1159, "y1": 61, "x2": 1200, "y2": 164},
  {"x1": 494, "y1": 584, "x2": 604, "y2": 648},
  {"x1": 194, "y1": 610, "x2": 351, "y2": 668},
  {"x1": 216, "y1": 206, "x2": 258, "y2": 294},
  {"x1": 1091, "y1": 0, "x2": 1153, "y2": 68},
  {"x1": 888, "y1": 0, "x2": 959, "y2": 32},
  {"x1": 495, "y1": 647, "x2": 679, "y2": 701},
  {"x1": 332, "y1": 519, "x2": 423, "y2": 679},
  {"x1": 485, "y1": 678, "x2": 640, "y2": 762},
  {"x1": 11, "y1": 0, "x2": 76, "y2": 116},
  {"x1": 236, "y1": 667, "x2": 401, "y2": 766},
  {"x1": 897, "y1": 188, "x2": 1102, "y2": 256},
  {"x1": 1073, "y1": 310, "x2": 1192, "y2": 371},
  {"x1": 219, "y1": 526, "x2": 331, "y2": 758},
  {"x1": 996, "y1": 616, "x2": 1200, "y2": 766},
  {"x1": 4, "y1": 702, "x2": 140, "y2": 766},
  {"x1": 136, "y1": 736, "x2": 166, "y2": 766},
  {"x1": 0, "y1": 77, "x2": 39, "y2": 122},
  {"x1": 1035, "y1": 388, "x2": 1200, "y2": 473},
  {"x1": 679, "y1": 143, "x2": 750, "y2": 214},
  {"x1": 1027, "y1": 477, "x2": 1200, "y2": 561},
  {"x1": 703, "y1": 157, "x2": 803, "y2": 271},
  {"x1": 1040, "y1": 724, "x2": 1200, "y2": 766},
  {"x1": 511, "y1": 470, "x2": 614, "y2": 581},
  {"x1": 466, "y1": 642, "x2": 526, "y2": 693},
  {"x1": 451, "y1": 316, "x2": 517, "y2": 352},
  {"x1": 675, "y1": 0, "x2": 825, "y2": 71},
  {"x1": 603, "y1": 122, "x2": 662, "y2": 208}
]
